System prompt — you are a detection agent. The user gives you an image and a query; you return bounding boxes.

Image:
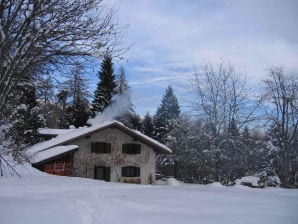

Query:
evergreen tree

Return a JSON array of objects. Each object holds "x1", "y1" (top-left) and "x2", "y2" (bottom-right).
[
  {"x1": 64, "y1": 62, "x2": 90, "y2": 127},
  {"x1": 242, "y1": 126, "x2": 251, "y2": 141},
  {"x1": 153, "y1": 86, "x2": 181, "y2": 179},
  {"x1": 115, "y1": 66, "x2": 135, "y2": 126},
  {"x1": 90, "y1": 54, "x2": 117, "y2": 117},
  {"x1": 157, "y1": 116, "x2": 193, "y2": 179},
  {"x1": 240, "y1": 126, "x2": 255, "y2": 173},
  {"x1": 153, "y1": 85, "x2": 181, "y2": 142},
  {"x1": 36, "y1": 73, "x2": 55, "y2": 109},
  {"x1": 56, "y1": 90, "x2": 69, "y2": 128},
  {"x1": 128, "y1": 113, "x2": 143, "y2": 130},
  {"x1": 36, "y1": 73, "x2": 57, "y2": 128},
  {"x1": 142, "y1": 112, "x2": 154, "y2": 137},
  {"x1": 118, "y1": 66, "x2": 130, "y2": 95},
  {"x1": 67, "y1": 99, "x2": 89, "y2": 128},
  {"x1": 7, "y1": 82, "x2": 44, "y2": 157},
  {"x1": 228, "y1": 118, "x2": 239, "y2": 139}
]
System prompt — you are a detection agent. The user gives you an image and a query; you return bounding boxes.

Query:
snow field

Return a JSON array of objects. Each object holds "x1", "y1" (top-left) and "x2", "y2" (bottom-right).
[{"x1": 1, "y1": 173, "x2": 297, "y2": 224}]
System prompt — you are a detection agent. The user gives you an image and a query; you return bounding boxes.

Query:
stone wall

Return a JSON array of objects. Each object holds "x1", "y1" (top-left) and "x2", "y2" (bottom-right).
[{"x1": 69, "y1": 128, "x2": 156, "y2": 184}]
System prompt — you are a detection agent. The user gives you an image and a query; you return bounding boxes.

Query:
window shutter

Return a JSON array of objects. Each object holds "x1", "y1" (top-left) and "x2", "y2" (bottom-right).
[
  {"x1": 135, "y1": 144, "x2": 141, "y2": 154},
  {"x1": 94, "y1": 166, "x2": 97, "y2": 179},
  {"x1": 121, "y1": 167, "x2": 125, "y2": 176},
  {"x1": 122, "y1": 144, "x2": 141, "y2": 154},
  {"x1": 98, "y1": 142, "x2": 105, "y2": 152},
  {"x1": 121, "y1": 166, "x2": 140, "y2": 177},
  {"x1": 106, "y1": 143, "x2": 111, "y2": 153},
  {"x1": 105, "y1": 167, "x2": 110, "y2": 182},
  {"x1": 91, "y1": 142, "x2": 95, "y2": 153},
  {"x1": 91, "y1": 142, "x2": 111, "y2": 153},
  {"x1": 122, "y1": 144, "x2": 127, "y2": 153}
]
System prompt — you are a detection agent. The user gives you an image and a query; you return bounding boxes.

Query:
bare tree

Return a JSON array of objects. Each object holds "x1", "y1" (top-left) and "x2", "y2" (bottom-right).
[
  {"x1": 0, "y1": 0, "x2": 123, "y2": 110},
  {"x1": 192, "y1": 61, "x2": 259, "y2": 137},
  {"x1": 191, "y1": 61, "x2": 261, "y2": 183},
  {"x1": 0, "y1": 0, "x2": 124, "y2": 173},
  {"x1": 263, "y1": 66, "x2": 297, "y2": 187}
]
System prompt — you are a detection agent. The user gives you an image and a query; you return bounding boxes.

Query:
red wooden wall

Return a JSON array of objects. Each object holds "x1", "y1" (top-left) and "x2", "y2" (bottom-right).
[{"x1": 42, "y1": 155, "x2": 72, "y2": 176}]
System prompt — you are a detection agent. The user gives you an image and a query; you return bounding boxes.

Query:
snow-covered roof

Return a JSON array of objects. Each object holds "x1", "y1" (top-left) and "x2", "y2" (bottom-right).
[
  {"x1": 38, "y1": 128, "x2": 76, "y2": 136},
  {"x1": 27, "y1": 121, "x2": 172, "y2": 156},
  {"x1": 31, "y1": 145, "x2": 78, "y2": 164}
]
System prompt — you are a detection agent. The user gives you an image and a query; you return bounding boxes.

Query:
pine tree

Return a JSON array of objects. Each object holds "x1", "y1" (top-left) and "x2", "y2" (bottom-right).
[
  {"x1": 118, "y1": 66, "x2": 130, "y2": 95},
  {"x1": 64, "y1": 62, "x2": 90, "y2": 127},
  {"x1": 228, "y1": 118, "x2": 239, "y2": 139},
  {"x1": 7, "y1": 82, "x2": 44, "y2": 157},
  {"x1": 90, "y1": 54, "x2": 117, "y2": 117},
  {"x1": 153, "y1": 85, "x2": 181, "y2": 142},
  {"x1": 67, "y1": 99, "x2": 89, "y2": 128},
  {"x1": 36, "y1": 73, "x2": 55, "y2": 109},
  {"x1": 36, "y1": 73, "x2": 57, "y2": 128},
  {"x1": 56, "y1": 90, "x2": 69, "y2": 128},
  {"x1": 129, "y1": 113, "x2": 142, "y2": 130},
  {"x1": 157, "y1": 116, "x2": 192, "y2": 179},
  {"x1": 240, "y1": 126, "x2": 264, "y2": 175},
  {"x1": 142, "y1": 112, "x2": 154, "y2": 137},
  {"x1": 115, "y1": 66, "x2": 135, "y2": 126}
]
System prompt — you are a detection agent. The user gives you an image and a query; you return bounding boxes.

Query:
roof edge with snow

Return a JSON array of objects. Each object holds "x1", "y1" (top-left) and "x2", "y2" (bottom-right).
[
  {"x1": 31, "y1": 145, "x2": 79, "y2": 165},
  {"x1": 28, "y1": 121, "x2": 172, "y2": 155}
]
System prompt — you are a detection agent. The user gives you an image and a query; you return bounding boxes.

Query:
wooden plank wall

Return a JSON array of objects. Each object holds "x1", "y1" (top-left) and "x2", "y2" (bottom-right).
[{"x1": 42, "y1": 155, "x2": 72, "y2": 176}]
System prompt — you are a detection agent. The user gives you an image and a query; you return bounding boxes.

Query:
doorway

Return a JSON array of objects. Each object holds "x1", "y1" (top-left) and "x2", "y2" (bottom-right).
[{"x1": 94, "y1": 166, "x2": 110, "y2": 182}]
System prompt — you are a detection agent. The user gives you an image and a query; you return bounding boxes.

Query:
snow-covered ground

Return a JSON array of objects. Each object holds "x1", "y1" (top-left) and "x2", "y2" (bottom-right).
[{"x1": 1, "y1": 169, "x2": 297, "y2": 224}]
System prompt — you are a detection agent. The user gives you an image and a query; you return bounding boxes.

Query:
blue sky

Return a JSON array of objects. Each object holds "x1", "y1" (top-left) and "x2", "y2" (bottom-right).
[{"x1": 95, "y1": 0, "x2": 298, "y2": 116}]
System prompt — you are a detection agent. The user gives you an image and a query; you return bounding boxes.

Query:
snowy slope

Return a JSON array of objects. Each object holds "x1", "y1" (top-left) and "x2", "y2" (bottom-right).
[{"x1": 1, "y1": 167, "x2": 297, "y2": 224}]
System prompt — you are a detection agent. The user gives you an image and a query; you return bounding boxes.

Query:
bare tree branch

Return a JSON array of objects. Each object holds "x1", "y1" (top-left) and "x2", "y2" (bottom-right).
[{"x1": 0, "y1": 0, "x2": 125, "y2": 110}]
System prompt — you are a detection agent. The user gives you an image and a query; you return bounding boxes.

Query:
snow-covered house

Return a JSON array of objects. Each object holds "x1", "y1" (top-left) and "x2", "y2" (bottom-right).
[{"x1": 27, "y1": 121, "x2": 171, "y2": 184}]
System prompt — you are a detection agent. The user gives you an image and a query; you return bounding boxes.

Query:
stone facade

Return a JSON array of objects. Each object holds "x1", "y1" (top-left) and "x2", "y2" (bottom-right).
[{"x1": 69, "y1": 128, "x2": 156, "y2": 184}]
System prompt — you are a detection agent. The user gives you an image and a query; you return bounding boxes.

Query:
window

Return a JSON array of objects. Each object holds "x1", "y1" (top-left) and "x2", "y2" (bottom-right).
[
  {"x1": 122, "y1": 143, "x2": 141, "y2": 154},
  {"x1": 122, "y1": 166, "x2": 140, "y2": 177},
  {"x1": 91, "y1": 142, "x2": 111, "y2": 153},
  {"x1": 54, "y1": 161, "x2": 65, "y2": 172}
]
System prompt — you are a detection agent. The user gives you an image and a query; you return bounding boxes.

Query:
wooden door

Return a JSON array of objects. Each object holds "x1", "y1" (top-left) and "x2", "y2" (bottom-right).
[{"x1": 94, "y1": 166, "x2": 110, "y2": 182}]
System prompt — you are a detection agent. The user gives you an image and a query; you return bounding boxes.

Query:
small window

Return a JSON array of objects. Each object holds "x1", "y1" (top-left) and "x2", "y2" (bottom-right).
[
  {"x1": 91, "y1": 142, "x2": 111, "y2": 153},
  {"x1": 54, "y1": 161, "x2": 65, "y2": 172},
  {"x1": 122, "y1": 166, "x2": 140, "y2": 177},
  {"x1": 122, "y1": 143, "x2": 141, "y2": 154}
]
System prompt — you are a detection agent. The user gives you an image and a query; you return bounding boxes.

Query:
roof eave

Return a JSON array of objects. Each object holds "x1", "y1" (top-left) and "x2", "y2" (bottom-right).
[
  {"x1": 30, "y1": 121, "x2": 172, "y2": 155},
  {"x1": 32, "y1": 148, "x2": 78, "y2": 165},
  {"x1": 109, "y1": 123, "x2": 172, "y2": 154}
]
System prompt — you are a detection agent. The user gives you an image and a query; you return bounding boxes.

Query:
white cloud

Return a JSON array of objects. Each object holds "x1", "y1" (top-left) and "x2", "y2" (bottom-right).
[{"x1": 112, "y1": 0, "x2": 298, "y2": 115}]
